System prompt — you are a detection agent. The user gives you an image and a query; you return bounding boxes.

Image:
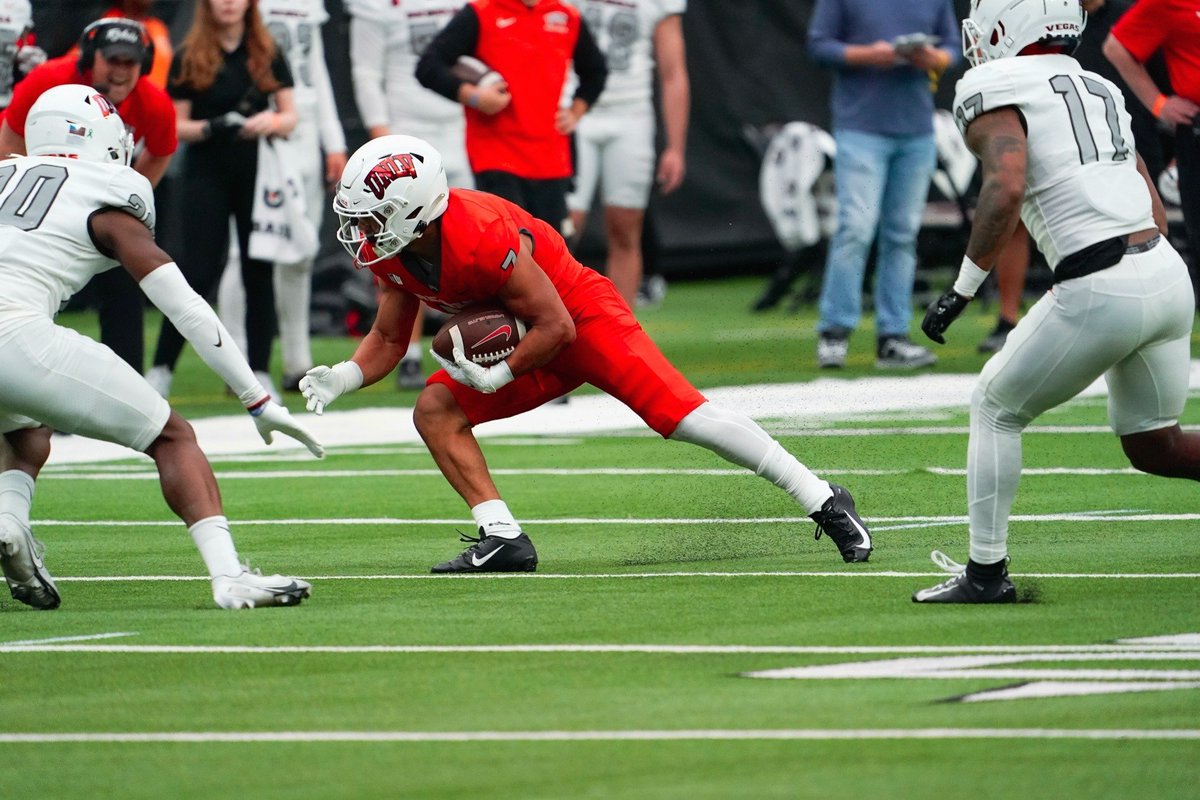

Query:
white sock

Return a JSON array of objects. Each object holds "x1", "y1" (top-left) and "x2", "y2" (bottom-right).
[
  {"x1": 471, "y1": 499, "x2": 522, "y2": 539},
  {"x1": 273, "y1": 258, "x2": 314, "y2": 375},
  {"x1": 404, "y1": 342, "x2": 423, "y2": 362},
  {"x1": 967, "y1": 388, "x2": 1024, "y2": 565},
  {"x1": 188, "y1": 516, "x2": 243, "y2": 577},
  {"x1": 670, "y1": 402, "x2": 833, "y2": 514},
  {"x1": 216, "y1": 225, "x2": 249, "y2": 356},
  {"x1": 0, "y1": 469, "x2": 35, "y2": 528}
]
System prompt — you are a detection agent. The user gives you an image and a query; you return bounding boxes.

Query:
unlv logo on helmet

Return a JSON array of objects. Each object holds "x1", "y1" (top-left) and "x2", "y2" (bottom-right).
[
  {"x1": 92, "y1": 94, "x2": 117, "y2": 117},
  {"x1": 364, "y1": 153, "x2": 419, "y2": 200}
]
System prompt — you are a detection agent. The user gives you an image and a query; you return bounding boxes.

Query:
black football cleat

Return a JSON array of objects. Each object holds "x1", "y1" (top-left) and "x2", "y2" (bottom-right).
[
  {"x1": 809, "y1": 484, "x2": 872, "y2": 563},
  {"x1": 913, "y1": 570, "x2": 1016, "y2": 604},
  {"x1": 431, "y1": 527, "x2": 538, "y2": 574}
]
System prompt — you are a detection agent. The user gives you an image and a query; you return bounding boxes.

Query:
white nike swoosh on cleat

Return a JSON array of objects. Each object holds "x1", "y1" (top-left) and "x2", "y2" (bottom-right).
[
  {"x1": 916, "y1": 579, "x2": 957, "y2": 600},
  {"x1": 845, "y1": 514, "x2": 871, "y2": 549},
  {"x1": 470, "y1": 546, "x2": 505, "y2": 567}
]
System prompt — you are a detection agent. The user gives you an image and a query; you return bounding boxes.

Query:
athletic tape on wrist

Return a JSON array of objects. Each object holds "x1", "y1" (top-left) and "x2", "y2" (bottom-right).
[{"x1": 952, "y1": 255, "x2": 989, "y2": 298}]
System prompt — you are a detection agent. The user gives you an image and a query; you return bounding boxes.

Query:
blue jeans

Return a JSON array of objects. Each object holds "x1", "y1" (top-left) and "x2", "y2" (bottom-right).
[{"x1": 817, "y1": 129, "x2": 938, "y2": 338}]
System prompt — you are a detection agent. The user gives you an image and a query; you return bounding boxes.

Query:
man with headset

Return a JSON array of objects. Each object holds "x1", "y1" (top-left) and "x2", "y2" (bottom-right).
[{"x1": 0, "y1": 17, "x2": 177, "y2": 374}]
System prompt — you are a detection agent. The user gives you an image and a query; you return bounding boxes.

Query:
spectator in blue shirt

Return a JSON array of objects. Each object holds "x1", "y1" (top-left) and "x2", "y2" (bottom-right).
[{"x1": 808, "y1": 0, "x2": 958, "y2": 369}]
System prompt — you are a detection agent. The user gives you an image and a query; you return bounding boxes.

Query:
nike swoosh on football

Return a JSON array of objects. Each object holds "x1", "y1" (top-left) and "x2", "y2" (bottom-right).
[
  {"x1": 475, "y1": 325, "x2": 513, "y2": 347},
  {"x1": 470, "y1": 545, "x2": 505, "y2": 567}
]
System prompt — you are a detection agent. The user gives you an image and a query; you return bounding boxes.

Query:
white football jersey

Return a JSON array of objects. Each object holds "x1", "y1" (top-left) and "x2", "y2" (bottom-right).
[
  {"x1": 0, "y1": 0, "x2": 32, "y2": 108},
  {"x1": 568, "y1": 0, "x2": 684, "y2": 109},
  {"x1": 953, "y1": 54, "x2": 1155, "y2": 271},
  {"x1": 346, "y1": 0, "x2": 464, "y2": 128},
  {"x1": 259, "y1": 0, "x2": 328, "y2": 110},
  {"x1": 0, "y1": 156, "x2": 154, "y2": 318}
]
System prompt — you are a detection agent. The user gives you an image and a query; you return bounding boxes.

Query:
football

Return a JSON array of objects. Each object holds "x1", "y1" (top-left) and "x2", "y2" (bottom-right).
[
  {"x1": 450, "y1": 55, "x2": 505, "y2": 89},
  {"x1": 432, "y1": 305, "x2": 526, "y2": 366}
]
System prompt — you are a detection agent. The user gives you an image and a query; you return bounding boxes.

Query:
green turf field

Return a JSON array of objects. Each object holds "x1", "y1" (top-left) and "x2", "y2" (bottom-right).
[{"x1": 3, "y1": 277, "x2": 1197, "y2": 798}]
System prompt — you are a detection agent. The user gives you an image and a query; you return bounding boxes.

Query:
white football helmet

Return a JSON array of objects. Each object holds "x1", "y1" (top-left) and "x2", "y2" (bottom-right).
[
  {"x1": 962, "y1": 0, "x2": 1086, "y2": 67},
  {"x1": 333, "y1": 135, "x2": 450, "y2": 266},
  {"x1": 24, "y1": 83, "x2": 133, "y2": 165}
]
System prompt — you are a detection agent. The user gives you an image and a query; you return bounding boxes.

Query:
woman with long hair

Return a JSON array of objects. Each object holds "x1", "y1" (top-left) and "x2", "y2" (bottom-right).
[{"x1": 146, "y1": 0, "x2": 296, "y2": 398}]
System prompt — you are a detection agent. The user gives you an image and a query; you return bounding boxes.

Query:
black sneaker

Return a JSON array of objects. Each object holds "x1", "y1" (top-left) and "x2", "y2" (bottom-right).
[
  {"x1": 876, "y1": 336, "x2": 937, "y2": 369},
  {"x1": 977, "y1": 319, "x2": 1016, "y2": 354},
  {"x1": 912, "y1": 569, "x2": 1016, "y2": 604},
  {"x1": 396, "y1": 358, "x2": 425, "y2": 390},
  {"x1": 282, "y1": 373, "x2": 307, "y2": 393},
  {"x1": 809, "y1": 484, "x2": 872, "y2": 562},
  {"x1": 430, "y1": 528, "x2": 538, "y2": 574}
]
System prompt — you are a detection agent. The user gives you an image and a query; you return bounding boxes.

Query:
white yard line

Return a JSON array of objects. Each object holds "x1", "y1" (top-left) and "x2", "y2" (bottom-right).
[
  {"x1": 37, "y1": 466, "x2": 1168, "y2": 479},
  {"x1": 42, "y1": 368, "x2": 1200, "y2": 466},
  {"x1": 2, "y1": 643, "x2": 1198, "y2": 654},
  {"x1": 29, "y1": 512, "x2": 1200, "y2": 527},
  {"x1": 40, "y1": 467, "x2": 911, "y2": 480},
  {"x1": 0, "y1": 728, "x2": 1195, "y2": 743},
  {"x1": 46, "y1": 571, "x2": 1200, "y2": 583},
  {"x1": 0, "y1": 632, "x2": 136, "y2": 646}
]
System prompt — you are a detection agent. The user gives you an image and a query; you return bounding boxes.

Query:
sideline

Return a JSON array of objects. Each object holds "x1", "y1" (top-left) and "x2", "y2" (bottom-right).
[{"x1": 46, "y1": 367, "x2": 1200, "y2": 465}]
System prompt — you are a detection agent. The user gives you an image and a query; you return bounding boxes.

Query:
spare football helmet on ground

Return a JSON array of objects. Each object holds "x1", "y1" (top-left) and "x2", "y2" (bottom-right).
[
  {"x1": 333, "y1": 134, "x2": 449, "y2": 266},
  {"x1": 24, "y1": 83, "x2": 133, "y2": 165},
  {"x1": 962, "y1": 0, "x2": 1086, "y2": 66}
]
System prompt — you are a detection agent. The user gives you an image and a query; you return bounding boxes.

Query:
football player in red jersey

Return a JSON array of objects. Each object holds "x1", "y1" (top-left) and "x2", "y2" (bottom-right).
[{"x1": 302, "y1": 135, "x2": 875, "y2": 573}]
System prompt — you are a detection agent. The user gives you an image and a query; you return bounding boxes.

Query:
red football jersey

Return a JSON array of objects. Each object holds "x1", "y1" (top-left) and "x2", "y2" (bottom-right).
[
  {"x1": 3, "y1": 55, "x2": 178, "y2": 157},
  {"x1": 464, "y1": 0, "x2": 583, "y2": 178},
  {"x1": 1110, "y1": 0, "x2": 1200, "y2": 104},
  {"x1": 408, "y1": 189, "x2": 707, "y2": 436},
  {"x1": 368, "y1": 188, "x2": 596, "y2": 313}
]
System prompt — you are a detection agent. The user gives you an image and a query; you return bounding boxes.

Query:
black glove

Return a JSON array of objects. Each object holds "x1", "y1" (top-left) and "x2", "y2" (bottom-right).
[
  {"x1": 921, "y1": 288, "x2": 971, "y2": 344},
  {"x1": 203, "y1": 112, "x2": 246, "y2": 142}
]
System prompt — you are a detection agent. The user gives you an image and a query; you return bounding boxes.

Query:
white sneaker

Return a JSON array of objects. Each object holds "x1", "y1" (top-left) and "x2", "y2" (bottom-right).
[
  {"x1": 876, "y1": 336, "x2": 937, "y2": 369},
  {"x1": 816, "y1": 334, "x2": 849, "y2": 368},
  {"x1": 254, "y1": 371, "x2": 282, "y2": 404},
  {"x1": 211, "y1": 567, "x2": 311, "y2": 609},
  {"x1": 0, "y1": 514, "x2": 61, "y2": 610},
  {"x1": 145, "y1": 365, "x2": 173, "y2": 399}
]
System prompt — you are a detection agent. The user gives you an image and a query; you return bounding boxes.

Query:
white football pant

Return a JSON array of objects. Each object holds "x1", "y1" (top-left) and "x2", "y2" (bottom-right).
[{"x1": 967, "y1": 240, "x2": 1194, "y2": 564}]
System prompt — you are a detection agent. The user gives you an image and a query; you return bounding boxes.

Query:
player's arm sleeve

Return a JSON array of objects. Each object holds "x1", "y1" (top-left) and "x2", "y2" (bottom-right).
[
  {"x1": 415, "y1": 5, "x2": 480, "y2": 102},
  {"x1": 952, "y1": 67, "x2": 1019, "y2": 140},
  {"x1": 138, "y1": 263, "x2": 267, "y2": 407},
  {"x1": 348, "y1": 9, "x2": 391, "y2": 131},
  {"x1": 310, "y1": 30, "x2": 347, "y2": 153},
  {"x1": 572, "y1": 16, "x2": 607, "y2": 106}
]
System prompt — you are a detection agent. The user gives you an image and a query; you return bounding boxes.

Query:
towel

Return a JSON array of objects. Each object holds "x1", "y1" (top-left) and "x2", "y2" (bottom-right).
[
  {"x1": 248, "y1": 136, "x2": 318, "y2": 264},
  {"x1": 759, "y1": 122, "x2": 837, "y2": 252}
]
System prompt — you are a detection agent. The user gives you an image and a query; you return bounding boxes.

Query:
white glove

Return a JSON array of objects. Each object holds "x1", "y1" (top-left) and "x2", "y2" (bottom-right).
[
  {"x1": 430, "y1": 348, "x2": 468, "y2": 385},
  {"x1": 451, "y1": 346, "x2": 514, "y2": 394},
  {"x1": 15, "y1": 45, "x2": 46, "y2": 76},
  {"x1": 248, "y1": 400, "x2": 325, "y2": 458},
  {"x1": 299, "y1": 361, "x2": 363, "y2": 415}
]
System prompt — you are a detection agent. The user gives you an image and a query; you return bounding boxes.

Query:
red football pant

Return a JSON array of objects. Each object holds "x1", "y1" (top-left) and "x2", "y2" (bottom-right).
[{"x1": 429, "y1": 276, "x2": 705, "y2": 437}]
